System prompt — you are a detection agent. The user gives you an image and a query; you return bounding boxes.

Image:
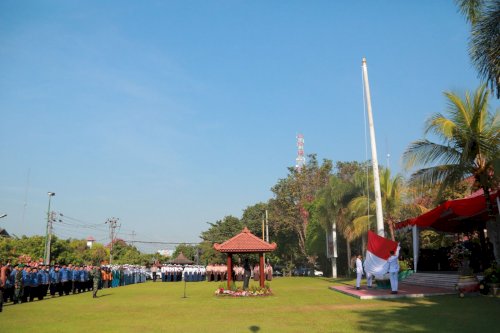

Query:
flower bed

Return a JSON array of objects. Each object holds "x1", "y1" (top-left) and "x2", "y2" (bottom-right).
[{"x1": 215, "y1": 287, "x2": 273, "y2": 297}]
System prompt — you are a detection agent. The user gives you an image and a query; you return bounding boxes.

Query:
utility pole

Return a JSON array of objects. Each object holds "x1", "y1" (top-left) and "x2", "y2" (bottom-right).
[
  {"x1": 45, "y1": 211, "x2": 56, "y2": 265},
  {"x1": 265, "y1": 210, "x2": 269, "y2": 243},
  {"x1": 44, "y1": 192, "x2": 55, "y2": 265},
  {"x1": 106, "y1": 217, "x2": 120, "y2": 264}
]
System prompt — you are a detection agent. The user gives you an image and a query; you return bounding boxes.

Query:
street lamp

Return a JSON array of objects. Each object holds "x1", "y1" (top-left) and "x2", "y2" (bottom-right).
[
  {"x1": 44, "y1": 192, "x2": 55, "y2": 265},
  {"x1": 0, "y1": 214, "x2": 7, "y2": 219}
]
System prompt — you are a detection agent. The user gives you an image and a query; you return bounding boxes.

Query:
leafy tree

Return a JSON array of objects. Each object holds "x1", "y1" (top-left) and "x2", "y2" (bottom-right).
[
  {"x1": 172, "y1": 243, "x2": 198, "y2": 262},
  {"x1": 270, "y1": 154, "x2": 332, "y2": 261},
  {"x1": 241, "y1": 202, "x2": 269, "y2": 239}
]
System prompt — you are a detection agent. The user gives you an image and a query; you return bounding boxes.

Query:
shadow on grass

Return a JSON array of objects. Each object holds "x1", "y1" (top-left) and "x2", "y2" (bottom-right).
[
  {"x1": 248, "y1": 325, "x2": 260, "y2": 332},
  {"x1": 351, "y1": 295, "x2": 500, "y2": 332}
]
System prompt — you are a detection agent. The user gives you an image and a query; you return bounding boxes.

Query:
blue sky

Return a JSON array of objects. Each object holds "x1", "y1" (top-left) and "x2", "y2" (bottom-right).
[{"x1": 1, "y1": 1, "x2": 497, "y2": 252}]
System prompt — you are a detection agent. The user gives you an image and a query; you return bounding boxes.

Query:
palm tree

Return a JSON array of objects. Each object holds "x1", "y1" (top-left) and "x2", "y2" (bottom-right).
[
  {"x1": 404, "y1": 85, "x2": 500, "y2": 263},
  {"x1": 456, "y1": 0, "x2": 500, "y2": 98},
  {"x1": 403, "y1": 85, "x2": 499, "y2": 198},
  {"x1": 315, "y1": 174, "x2": 366, "y2": 276},
  {"x1": 348, "y1": 169, "x2": 406, "y2": 241}
]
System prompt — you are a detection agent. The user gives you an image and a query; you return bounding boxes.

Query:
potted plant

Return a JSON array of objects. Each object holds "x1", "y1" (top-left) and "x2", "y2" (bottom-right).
[
  {"x1": 448, "y1": 243, "x2": 472, "y2": 275},
  {"x1": 449, "y1": 243, "x2": 479, "y2": 297},
  {"x1": 481, "y1": 264, "x2": 500, "y2": 296}
]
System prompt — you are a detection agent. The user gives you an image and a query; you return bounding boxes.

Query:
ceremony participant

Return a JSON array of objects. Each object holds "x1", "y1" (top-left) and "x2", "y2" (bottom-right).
[
  {"x1": 13, "y1": 264, "x2": 24, "y2": 304},
  {"x1": 49, "y1": 265, "x2": 61, "y2": 297},
  {"x1": 253, "y1": 264, "x2": 260, "y2": 281},
  {"x1": 60, "y1": 264, "x2": 70, "y2": 295},
  {"x1": 91, "y1": 266, "x2": 101, "y2": 298},
  {"x1": 21, "y1": 266, "x2": 31, "y2": 303},
  {"x1": 5, "y1": 262, "x2": 15, "y2": 303},
  {"x1": 29, "y1": 266, "x2": 39, "y2": 302},
  {"x1": 387, "y1": 248, "x2": 400, "y2": 294},
  {"x1": 366, "y1": 271, "x2": 373, "y2": 289},
  {"x1": 265, "y1": 262, "x2": 273, "y2": 281},
  {"x1": 0, "y1": 260, "x2": 5, "y2": 312},
  {"x1": 151, "y1": 265, "x2": 158, "y2": 282},
  {"x1": 243, "y1": 259, "x2": 251, "y2": 290},
  {"x1": 355, "y1": 254, "x2": 363, "y2": 290},
  {"x1": 38, "y1": 265, "x2": 49, "y2": 300}
]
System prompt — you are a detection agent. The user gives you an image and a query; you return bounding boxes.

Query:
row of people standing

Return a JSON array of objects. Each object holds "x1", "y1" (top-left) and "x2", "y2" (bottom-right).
[
  {"x1": 232, "y1": 264, "x2": 273, "y2": 282},
  {"x1": 0, "y1": 261, "x2": 148, "y2": 312}
]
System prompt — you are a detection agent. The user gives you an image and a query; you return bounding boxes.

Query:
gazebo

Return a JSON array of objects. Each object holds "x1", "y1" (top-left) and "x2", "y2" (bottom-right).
[
  {"x1": 214, "y1": 227, "x2": 277, "y2": 289},
  {"x1": 169, "y1": 252, "x2": 194, "y2": 265}
]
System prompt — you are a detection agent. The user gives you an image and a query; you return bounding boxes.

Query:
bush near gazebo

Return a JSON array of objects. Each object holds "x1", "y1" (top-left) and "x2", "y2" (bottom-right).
[
  {"x1": 215, "y1": 282, "x2": 273, "y2": 297},
  {"x1": 480, "y1": 264, "x2": 500, "y2": 295}
]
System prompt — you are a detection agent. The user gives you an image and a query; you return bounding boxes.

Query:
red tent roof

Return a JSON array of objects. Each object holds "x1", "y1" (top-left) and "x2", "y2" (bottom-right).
[
  {"x1": 214, "y1": 227, "x2": 277, "y2": 253},
  {"x1": 395, "y1": 189, "x2": 498, "y2": 232}
]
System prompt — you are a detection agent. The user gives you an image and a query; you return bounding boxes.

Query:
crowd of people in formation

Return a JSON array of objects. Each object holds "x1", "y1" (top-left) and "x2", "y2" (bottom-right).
[
  {"x1": 154, "y1": 264, "x2": 206, "y2": 282},
  {"x1": 149, "y1": 262, "x2": 274, "y2": 283},
  {"x1": 205, "y1": 263, "x2": 273, "y2": 282},
  {"x1": 206, "y1": 264, "x2": 228, "y2": 281},
  {"x1": 0, "y1": 260, "x2": 148, "y2": 312}
]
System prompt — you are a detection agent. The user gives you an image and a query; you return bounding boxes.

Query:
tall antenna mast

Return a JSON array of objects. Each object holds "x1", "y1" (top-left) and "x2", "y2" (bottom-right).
[
  {"x1": 295, "y1": 133, "x2": 305, "y2": 170},
  {"x1": 361, "y1": 58, "x2": 385, "y2": 237}
]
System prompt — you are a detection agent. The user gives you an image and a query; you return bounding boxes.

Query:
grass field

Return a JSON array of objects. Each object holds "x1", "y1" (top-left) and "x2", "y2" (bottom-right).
[{"x1": 2, "y1": 277, "x2": 499, "y2": 332}]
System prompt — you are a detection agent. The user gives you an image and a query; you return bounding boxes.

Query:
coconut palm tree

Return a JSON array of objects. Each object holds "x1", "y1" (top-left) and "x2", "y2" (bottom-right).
[
  {"x1": 315, "y1": 175, "x2": 357, "y2": 275},
  {"x1": 348, "y1": 169, "x2": 406, "y2": 241},
  {"x1": 456, "y1": 0, "x2": 500, "y2": 98},
  {"x1": 403, "y1": 85, "x2": 499, "y2": 200}
]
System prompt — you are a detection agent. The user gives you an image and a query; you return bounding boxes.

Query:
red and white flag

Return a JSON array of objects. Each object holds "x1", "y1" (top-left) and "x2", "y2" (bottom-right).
[{"x1": 364, "y1": 231, "x2": 399, "y2": 277}]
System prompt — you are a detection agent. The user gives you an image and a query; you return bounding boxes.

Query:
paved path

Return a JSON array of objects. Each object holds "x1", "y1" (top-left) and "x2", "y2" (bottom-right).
[{"x1": 330, "y1": 282, "x2": 456, "y2": 300}]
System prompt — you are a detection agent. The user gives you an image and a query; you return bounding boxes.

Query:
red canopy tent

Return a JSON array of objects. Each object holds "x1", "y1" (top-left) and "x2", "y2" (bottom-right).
[
  {"x1": 396, "y1": 190, "x2": 498, "y2": 232},
  {"x1": 395, "y1": 189, "x2": 499, "y2": 272}
]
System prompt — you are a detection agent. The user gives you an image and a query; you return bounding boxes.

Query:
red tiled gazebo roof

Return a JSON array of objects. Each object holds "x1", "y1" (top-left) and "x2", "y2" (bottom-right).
[{"x1": 214, "y1": 227, "x2": 277, "y2": 253}]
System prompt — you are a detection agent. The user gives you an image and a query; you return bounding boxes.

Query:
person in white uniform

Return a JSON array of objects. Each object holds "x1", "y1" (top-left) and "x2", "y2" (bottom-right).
[
  {"x1": 355, "y1": 254, "x2": 363, "y2": 290},
  {"x1": 387, "y1": 248, "x2": 400, "y2": 294}
]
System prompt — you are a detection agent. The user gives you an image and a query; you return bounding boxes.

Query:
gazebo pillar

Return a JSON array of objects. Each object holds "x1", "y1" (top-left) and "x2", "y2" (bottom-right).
[
  {"x1": 227, "y1": 254, "x2": 233, "y2": 289},
  {"x1": 259, "y1": 252, "x2": 265, "y2": 288}
]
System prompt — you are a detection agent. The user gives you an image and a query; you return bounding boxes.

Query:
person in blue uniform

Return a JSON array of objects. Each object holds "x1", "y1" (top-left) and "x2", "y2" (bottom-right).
[{"x1": 29, "y1": 267, "x2": 39, "y2": 302}]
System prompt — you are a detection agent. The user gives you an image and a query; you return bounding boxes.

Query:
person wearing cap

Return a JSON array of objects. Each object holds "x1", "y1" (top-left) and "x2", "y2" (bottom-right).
[
  {"x1": 38, "y1": 265, "x2": 49, "y2": 300},
  {"x1": 7, "y1": 262, "x2": 16, "y2": 302},
  {"x1": 21, "y1": 265, "x2": 31, "y2": 303},
  {"x1": 60, "y1": 264, "x2": 70, "y2": 295},
  {"x1": 49, "y1": 265, "x2": 61, "y2": 297},
  {"x1": 29, "y1": 266, "x2": 40, "y2": 302},
  {"x1": 91, "y1": 266, "x2": 101, "y2": 298},
  {"x1": 13, "y1": 264, "x2": 24, "y2": 304}
]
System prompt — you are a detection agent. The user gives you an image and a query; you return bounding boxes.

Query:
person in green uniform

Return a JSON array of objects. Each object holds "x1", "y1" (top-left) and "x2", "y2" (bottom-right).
[
  {"x1": 13, "y1": 264, "x2": 24, "y2": 304},
  {"x1": 91, "y1": 266, "x2": 101, "y2": 298}
]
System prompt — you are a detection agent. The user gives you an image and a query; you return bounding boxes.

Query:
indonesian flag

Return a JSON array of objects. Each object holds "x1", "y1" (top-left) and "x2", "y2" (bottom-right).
[{"x1": 364, "y1": 231, "x2": 399, "y2": 277}]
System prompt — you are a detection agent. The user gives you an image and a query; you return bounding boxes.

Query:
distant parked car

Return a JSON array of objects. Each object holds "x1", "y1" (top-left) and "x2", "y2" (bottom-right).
[{"x1": 314, "y1": 270, "x2": 324, "y2": 277}]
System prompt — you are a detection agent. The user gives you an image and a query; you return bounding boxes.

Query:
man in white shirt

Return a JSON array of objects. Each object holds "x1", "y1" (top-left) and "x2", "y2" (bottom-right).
[
  {"x1": 355, "y1": 254, "x2": 363, "y2": 290},
  {"x1": 387, "y1": 248, "x2": 400, "y2": 294}
]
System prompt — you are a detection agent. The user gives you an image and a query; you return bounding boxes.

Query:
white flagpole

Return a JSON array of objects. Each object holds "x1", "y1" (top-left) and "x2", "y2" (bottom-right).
[{"x1": 361, "y1": 57, "x2": 385, "y2": 237}]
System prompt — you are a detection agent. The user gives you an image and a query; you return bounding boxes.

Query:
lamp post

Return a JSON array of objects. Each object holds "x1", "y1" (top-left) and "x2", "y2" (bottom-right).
[
  {"x1": 0, "y1": 214, "x2": 7, "y2": 219},
  {"x1": 44, "y1": 192, "x2": 55, "y2": 265}
]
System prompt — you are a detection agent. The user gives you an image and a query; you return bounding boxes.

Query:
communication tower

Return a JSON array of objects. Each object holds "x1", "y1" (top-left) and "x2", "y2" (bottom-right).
[{"x1": 295, "y1": 133, "x2": 305, "y2": 170}]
